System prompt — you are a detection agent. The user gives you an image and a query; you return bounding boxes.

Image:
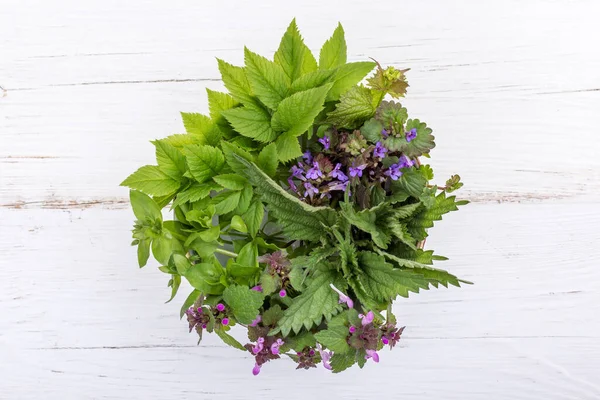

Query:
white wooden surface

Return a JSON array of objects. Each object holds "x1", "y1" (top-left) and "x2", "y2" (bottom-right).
[{"x1": 1, "y1": 0, "x2": 600, "y2": 398}]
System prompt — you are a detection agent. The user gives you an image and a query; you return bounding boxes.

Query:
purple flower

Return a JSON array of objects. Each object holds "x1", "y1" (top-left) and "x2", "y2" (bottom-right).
[
  {"x1": 382, "y1": 336, "x2": 389, "y2": 345},
  {"x1": 349, "y1": 164, "x2": 367, "y2": 178},
  {"x1": 270, "y1": 339, "x2": 284, "y2": 355},
  {"x1": 405, "y1": 128, "x2": 417, "y2": 142},
  {"x1": 252, "y1": 363, "x2": 261, "y2": 376},
  {"x1": 279, "y1": 289, "x2": 287, "y2": 298},
  {"x1": 252, "y1": 337, "x2": 265, "y2": 355},
  {"x1": 318, "y1": 136, "x2": 331, "y2": 150},
  {"x1": 360, "y1": 311, "x2": 374, "y2": 326},
  {"x1": 349, "y1": 326, "x2": 356, "y2": 333},
  {"x1": 290, "y1": 165, "x2": 306, "y2": 181},
  {"x1": 365, "y1": 349, "x2": 379, "y2": 363},
  {"x1": 381, "y1": 128, "x2": 389, "y2": 138},
  {"x1": 398, "y1": 155, "x2": 414, "y2": 169},
  {"x1": 302, "y1": 151, "x2": 313, "y2": 164},
  {"x1": 287, "y1": 177, "x2": 297, "y2": 191},
  {"x1": 330, "y1": 163, "x2": 348, "y2": 182},
  {"x1": 216, "y1": 303, "x2": 225, "y2": 312},
  {"x1": 303, "y1": 182, "x2": 319, "y2": 198},
  {"x1": 330, "y1": 284, "x2": 354, "y2": 308},
  {"x1": 221, "y1": 317, "x2": 229, "y2": 325},
  {"x1": 384, "y1": 163, "x2": 403, "y2": 181},
  {"x1": 373, "y1": 142, "x2": 388, "y2": 158},
  {"x1": 381, "y1": 324, "x2": 405, "y2": 348},
  {"x1": 328, "y1": 180, "x2": 348, "y2": 192},
  {"x1": 317, "y1": 344, "x2": 333, "y2": 371},
  {"x1": 306, "y1": 162, "x2": 324, "y2": 180},
  {"x1": 251, "y1": 285, "x2": 263, "y2": 292},
  {"x1": 250, "y1": 315, "x2": 262, "y2": 327}
]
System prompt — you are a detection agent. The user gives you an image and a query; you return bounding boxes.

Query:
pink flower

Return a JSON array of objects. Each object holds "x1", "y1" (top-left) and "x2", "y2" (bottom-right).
[
  {"x1": 252, "y1": 337, "x2": 265, "y2": 355},
  {"x1": 252, "y1": 363, "x2": 261, "y2": 375},
  {"x1": 365, "y1": 349, "x2": 379, "y2": 363},
  {"x1": 359, "y1": 311, "x2": 374, "y2": 326},
  {"x1": 250, "y1": 315, "x2": 262, "y2": 327},
  {"x1": 270, "y1": 339, "x2": 284, "y2": 355},
  {"x1": 316, "y1": 343, "x2": 333, "y2": 371}
]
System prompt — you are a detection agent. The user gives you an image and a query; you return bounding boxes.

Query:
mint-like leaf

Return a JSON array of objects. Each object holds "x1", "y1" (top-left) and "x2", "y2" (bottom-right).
[
  {"x1": 222, "y1": 285, "x2": 265, "y2": 324},
  {"x1": 314, "y1": 325, "x2": 350, "y2": 353}
]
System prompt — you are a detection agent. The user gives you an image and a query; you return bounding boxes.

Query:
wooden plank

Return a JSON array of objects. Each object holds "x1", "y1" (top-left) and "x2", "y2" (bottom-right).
[{"x1": 1, "y1": 203, "x2": 599, "y2": 398}]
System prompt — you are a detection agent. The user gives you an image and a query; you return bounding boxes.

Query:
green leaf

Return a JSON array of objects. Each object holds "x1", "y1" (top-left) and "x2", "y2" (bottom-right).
[
  {"x1": 257, "y1": 143, "x2": 278, "y2": 177},
  {"x1": 236, "y1": 156, "x2": 337, "y2": 241},
  {"x1": 152, "y1": 140, "x2": 186, "y2": 181},
  {"x1": 166, "y1": 275, "x2": 181, "y2": 303},
  {"x1": 213, "y1": 174, "x2": 248, "y2": 191},
  {"x1": 130, "y1": 190, "x2": 162, "y2": 222},
  {"x1": 401, "y1": 119, "x2": 436, "y2": 157},
  {"x1": 183, "y1": 145, "x2": 225, "y2": 183},
  {"x1": 367, "y1": 66, "x2": 409, "y2": 99},
  {"x1": 151, "y1": 234, "x2": 182, "y2": 265},
  {"x1": 235, "y1": 185, "x2": 253, "y2": 214},
  {"x1": 330, "y1": 351, "x2": 356, "y2": 373},
  {"x1": 137, "y1": 238, "x2": 151, "y2": 267},
  {"x1": 230, "y1": 215, "x2": 248, "y2": 233},
  {"x1": 262, "y1": 304, "x2": 284, "y2": 326},
  {"x1": 172, "y1": 182, "x2": 221, "y2": 208},
  {"x1": 221, "y1": 141, "x2": 255, "y2": 171},
  {"x1": 275, "y1": 269, "x2": 344, "y2": 336},
  {"x1": 180, "y1": 112, "x2": 221, "y2": 146},
  {"x1": 236, "y1": 242, "x2": 258, "y2": 268},
  {"x1": 358, "y1": 251, "x2": 428, "y2": 301},
  {"x1": 387, "y1": 220, "x2": 417, "y2": 250},
  {"x1": 314, "y1": 325, "x2": 350, "y2": 353},
  {"x1": 407, "y1": 191, "x2": 466, "y2": 241},
  {"x1": 160, "y1": 133, "x2": 205, "y2": 148},
  {"x1": 179, "y1": 289, "x2": 201, "y2": 318},
  {"x1": 376, "y1": 101, "x2": 408, "y2": 134},
  {"x1": 396, "y1": 168, "x2": 427, "y2": 198},
  {"x1": 207, "y1": 89, "x2": 239, "y2": 125},
  {"x1": 290, "y1": 69, "x2": 336, "y2": 94},
  {"x1": 360, "y1": 118, "x2": 384, "y2": 143},
  {"x1": 214, "y1": 190, "x2": 242, "y2": 215},
  {"x1": 260, "y1": 272, "x2": 279, "y2": 295},
  {"x1": 319, "y1": 23, "x2": 346, "y2": 69},
  {"x1": 444, "y1": 174, "x2": 464, "y2": 193},
  {"x1": 244, "y1": 47, "x2": 290, "y2": 110},
  {"x1": 221, "y1": 106, "x2": 277, "y2": 143},
  {"x1": 271, "y1": 84, "x2": 332, "y2": 137},
  {"x1": 242, "y1": 201, "x2": 264, "y2": 238},
  {"x1": 184, "y1": 262, "x2": 225, "y2": 295},
  {"x1": 274, "y1": 132, "x2": 303, "y2": 162},
  {"x1": 217, "y1": 58, "x2": 258, "y2": 107},
  {"x1": 215, "y1": 328, "x2": 246, "y2": 351},
  {"x1": 327, "y1": 86, "x2": 376, "y2": 129},
  {"x1": 222, "y1": 285, "x2": 264, "y2": 324},
  {"x1": 121, "y1": 165, "x2": 180, "y2": 197},
  {"x1": 274, "y1": 19, "x2": 314, "y2": 82},
  {"x1": 328, "y1": 61, "x2": 376, "y2": 101},
  {"x1": 340, "y1": 202, "x2": 390, "y2": 249}
]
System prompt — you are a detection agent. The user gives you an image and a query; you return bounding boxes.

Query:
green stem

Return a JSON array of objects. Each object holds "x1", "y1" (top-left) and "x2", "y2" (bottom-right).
[{"x1": 215, "y1": 248, "x2": 238, "y2": 258}]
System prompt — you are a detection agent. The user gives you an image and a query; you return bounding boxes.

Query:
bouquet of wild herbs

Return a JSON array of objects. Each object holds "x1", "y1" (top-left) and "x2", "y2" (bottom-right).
[{"x1": 121, "y1": 20, "x2": 469, "y2": 375}]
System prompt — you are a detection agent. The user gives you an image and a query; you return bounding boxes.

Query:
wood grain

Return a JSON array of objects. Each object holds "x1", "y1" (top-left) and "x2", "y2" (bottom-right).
[{"x1": 1, "y1": 0, "x2": 600, "y2": 398}]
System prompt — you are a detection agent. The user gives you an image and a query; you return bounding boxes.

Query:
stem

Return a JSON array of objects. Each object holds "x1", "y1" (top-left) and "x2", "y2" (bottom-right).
[{"x1": 215, "y1": 248, "x2": 238, "y2": 258}]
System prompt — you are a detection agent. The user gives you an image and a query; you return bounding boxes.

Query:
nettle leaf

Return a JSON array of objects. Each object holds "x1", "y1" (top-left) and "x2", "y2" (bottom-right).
[
  {"x1": 217, "y1": 58, "x2": 259, "y2": 107},
  {"x1": 222, "y1": 285, "x2": 264, "y2": 324},
  {"x1": 257, "y1": 143, "x2": 278, "y2": 177},
  {"x1": 212, "y1": 174, "x2": 248, "y2": 191},
  {"x1": 358, "y1": 251, "x2": 428, "y2": 301},
  {"x1": 319, "y1": 23, "x2": 346, "y2": 70},
  {"x1": 387, "y1": 220, "x2": 417, "y2": 250},
  {"x1": 327, "y1": 86, "x2": 376, "y2": 129},
  {"x1": 180, "y1": 112, "x2": 222, "y2": 146},
  {"x1": 236, "y1": 156, "x2": 337, "y2": 241},
  {"x1": 221, "y1": 105, "x2": 276, "y2": 143},
  {"x1": 130, "y1": 190, "x2": 162, "y2": 222},
  {"x1": 400, "y1": 119, "x2": 436, "y2": 158},
  {"x1": 314, "y1": 325, "x2": 350, "y2": 353},
  {"x1": 290, "y1": 69, "x2": 336, "y2": 94},
  {"x1": 407, "y1": 191, "x2": 468, "y2": 241},
  {"x1": 244, "y1": 47, "x2": 290, "y2": 110},
  {"x1": 121, "y1": 165, "x2": 180, "y2": 197},
  {"x1": 152, "y1": 140, "x2": 186, "y2": 181},
  {"x1": 183, "y1": 145, "x2": 225, "y2": 183},
  {"x1": 274, "y1": 19, "x2": 315, "y2": 82},
  {"x1": 272, "y1": 84, "x2": 331, "y2": 137},
  {"x1": 242, "y1": 199, "x2": 264, "y2": 238},
  {"x1": 396, "y1": 169, "x2": 427, "y2": 198},
  {"x1": 275, "y1": 132, "x2": 303, "y2": 162},
  {"x1": 340, "y1": 202, "x2": 391, "y2": 249},
  {"x1": 275, "y1": 269, "x2": 345, "y2": 336},
  {"x1": 328, "y1": 61, "x2": 376, "y2": 101}
]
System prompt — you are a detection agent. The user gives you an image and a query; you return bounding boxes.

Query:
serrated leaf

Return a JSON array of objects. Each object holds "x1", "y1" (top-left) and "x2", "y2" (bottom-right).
[
  {"x1": 290, "y1": 69, "x2": 336, "y2": 94},
  {"x1": 262, "y1": 304, "x2": 284, "y2": 326},
  {"x1": 183, "y1": 145, "x2": 225, "y2": 183},
  {"x1": 330, "y1": 351, "x2": 356, "y2": 373},
  {"x1": 152, "y1": 140, "x2": 186, "y2": 181},
  {"x1": 360, "y1": 118, "x2": 384, "y2": 143},
  {"x1": 275, "y1": 132, "x2": 303, "y2": 162},
  {"x1": 222, "y1": 285, "x2": 264, "y2": 324},
  {"x1": 257, "y1": 143, "x2": 279, "y2": 177},
  {"x1": 213, "y1": 174, "x2": 248, "y2": 190},
  {"x1": 244, "y1": 48, "x2": 290, "y2": 110},
  {"x1": 340, "y1": 202, "x2": 390, "y2": 249},
  {"x1": 395, "y1": 168, "x2": 427, "y2": 198},
  {"x1": 121, "y1": 165, "x2": 180, "y2": 196},
  {"x1": 319, "y1": 23, "x2": 346, "y2": 69},
  {"x1": 207, "y1": 89, "x2": 239, "y2": 124},
  {"x1": 327, "y1": 86, "x2": 376, "y2": 129},
  {"x1": 180, "y1": 112, "x2": 222, "y2": 146},
  {"x1": 160, "y1": 133, "x2": 206, "y2": 148},
  {"x1": 274, "y1": 19, "x2": 314, "y2": 82},
  {"x1": 235, "y1": 156, "x2": 337, "y2": 241},
  {"x1": 235, "y1": 184, "x2": 253, "y2": 214},
  {"x1": 358, "y1": 251, "x2": 428, "y2": 301},
  {"x1": 217, "y1": 58, "x2": 259, "y2": 107},
  {"x1": 272, "y1": 84, "x2": 331, "y2": 137},
  {"x1": 242, "y1": 201, "x2": 264, "y2": 238},
  {"x1": 407, "y1": 191, "x2": 465, "y2": 241},
  {"x1": 387, "y1": 220, "x2": 417, "y2": 250},
  {"x1": 401, "y1": 119, "x2": 436, "y2": 158},
  {"x1": 172, "y1": 182, "x2": 221, "y2": 208},
  {"x1": 220, "y1": 141, "x2": 255, "y2": 171},
  {"x1": 214, "y1": 190, "x2": 242, "y2": 215},
  {"x1": 328, "y1": 61, "x2": 376, "y2": 101},
  {"x1": 221, "y1": 105, "x2": 276, "y2": 143},
  {"x1": 314, "y1": 325, "x2": 350, "y2": 353},
  {"x1": 275, "y1": 269, "x2": 345, "y2": 336},
  {"x1": 376, "y1": 101, "x2": 408, "y2": 135}
]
